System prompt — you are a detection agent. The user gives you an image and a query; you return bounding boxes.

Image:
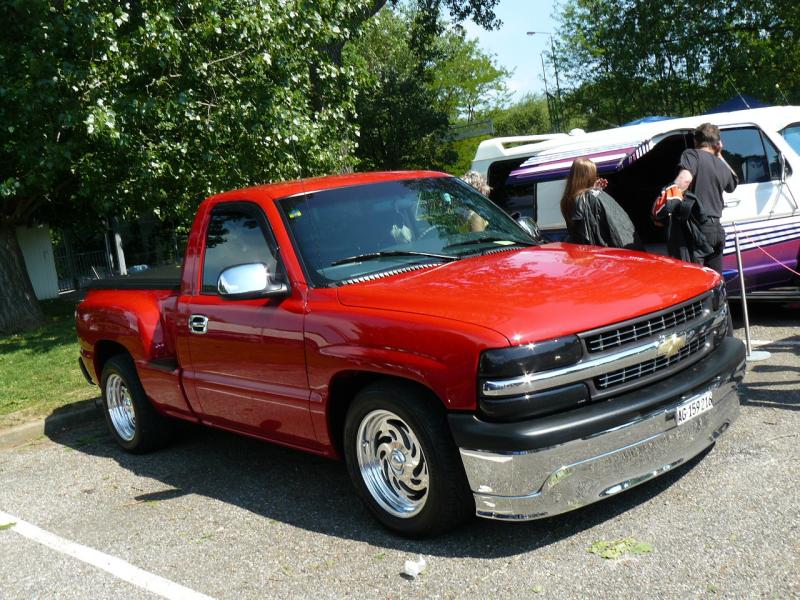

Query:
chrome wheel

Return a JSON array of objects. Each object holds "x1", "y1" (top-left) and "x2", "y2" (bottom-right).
[
  {"x1": 356, "y1": 409, "x2": 429, "y2": 518},
  {"x1": 105, "y1": 373, "x2": 136, "y2": 442}
]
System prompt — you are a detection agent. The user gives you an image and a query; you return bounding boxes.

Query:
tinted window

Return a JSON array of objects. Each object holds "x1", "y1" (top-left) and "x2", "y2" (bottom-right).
[
  {"x1": 761, "y1": 132, "x2": 783, "y2": 180},
  {"x1": 279, "y1": 177, "x2": 535, "y2": 286},
  {"x1": 720, "y1": 128, "x2": 773, "y2": 184},
  {"x1": 493, "y1": 184, "x2": 536, "y2": 219},
  {"x1": 201, "y1": 205, "x2": 277, "y2": 293}
]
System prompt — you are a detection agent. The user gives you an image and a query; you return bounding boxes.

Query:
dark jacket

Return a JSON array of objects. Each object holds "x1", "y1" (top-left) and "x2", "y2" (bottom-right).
[
  {"x1": 566, "y1": 189, "x2": 643, "y2": 250},
  {"x1": 657, "y1": 191, "x2": 714, "y2": 264}
]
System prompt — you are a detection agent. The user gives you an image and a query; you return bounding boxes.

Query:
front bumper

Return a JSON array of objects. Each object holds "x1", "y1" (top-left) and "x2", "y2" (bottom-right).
[{"x1": 450, "y1": 337, "x2": 746, "y2": 521}]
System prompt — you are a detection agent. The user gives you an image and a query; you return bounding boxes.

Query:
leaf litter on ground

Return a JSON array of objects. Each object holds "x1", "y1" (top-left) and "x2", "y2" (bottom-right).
[{"x1": 587, "y1": 537, "x2": 654, "y2": 560}]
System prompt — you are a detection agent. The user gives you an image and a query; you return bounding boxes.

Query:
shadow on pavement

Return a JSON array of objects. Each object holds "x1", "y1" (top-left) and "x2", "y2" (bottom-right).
[
  {"x1": 42, "y1": 399, "x2": 103, "y2": 437},
  {"x1": 44, "y1": 294, "x2": 796, "y2": 556},
  {"x1": 50, "y1": 417, "x2": 712, "y2": 559},
  {"x1": 735, "y1": 308, "x2": 799, "y2": 411}
]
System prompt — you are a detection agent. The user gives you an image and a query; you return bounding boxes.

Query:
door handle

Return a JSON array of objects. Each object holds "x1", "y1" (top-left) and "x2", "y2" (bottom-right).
[
  {"x1": 189, "y1": 314, "x2": 209, "y2": 335},
  {"x1": 723, "y1": 198, "x2": 741, "y2": 208}
]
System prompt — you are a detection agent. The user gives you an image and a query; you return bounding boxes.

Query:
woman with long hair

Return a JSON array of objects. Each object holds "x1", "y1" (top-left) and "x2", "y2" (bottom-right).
[{"x1": 560, "y1": 157, "x2": 642, "y2": 249}]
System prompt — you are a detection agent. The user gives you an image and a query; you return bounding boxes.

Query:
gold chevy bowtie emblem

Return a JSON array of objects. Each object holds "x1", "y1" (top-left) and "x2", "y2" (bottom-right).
[{"x1": 656, "y1": 333, "x2": 687, "y2": 358}]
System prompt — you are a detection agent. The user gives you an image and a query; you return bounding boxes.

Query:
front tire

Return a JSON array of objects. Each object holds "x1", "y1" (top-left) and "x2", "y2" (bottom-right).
[
  {"x1": 343, "y1": 381, "x2": 473, "y2": 537},
  {"x1": 101, "y1": 354, "x2": 173, "y2": 453}
]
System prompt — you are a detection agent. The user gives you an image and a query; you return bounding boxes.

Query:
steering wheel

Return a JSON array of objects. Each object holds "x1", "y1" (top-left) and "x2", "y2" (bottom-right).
[{"x1": 418, "y1": 224, "x2": 440, "y2": 240}]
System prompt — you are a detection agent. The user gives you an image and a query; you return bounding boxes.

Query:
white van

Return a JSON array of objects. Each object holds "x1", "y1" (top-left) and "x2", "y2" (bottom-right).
[{"x1": 471, "y1": 106, "x2": 800, "y2": 297}]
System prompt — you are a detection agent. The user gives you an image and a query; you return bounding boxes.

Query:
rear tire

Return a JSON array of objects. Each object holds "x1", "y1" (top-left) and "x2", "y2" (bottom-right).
[
  {"x1": 100, "y1": 354, "x2": 173, "y2": 453},
  {"x1": 343, "y1": 381, "x2": 474, "y2": 537}
]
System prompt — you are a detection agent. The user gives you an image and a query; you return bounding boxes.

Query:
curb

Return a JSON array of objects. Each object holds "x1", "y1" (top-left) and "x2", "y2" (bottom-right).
[{"x1": 0, "y1": 403, "x2": 103, "y2": 450}]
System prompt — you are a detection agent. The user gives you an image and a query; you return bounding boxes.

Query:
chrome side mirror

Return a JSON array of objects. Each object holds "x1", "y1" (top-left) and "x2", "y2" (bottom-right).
[
  {"x1": 217, "y1": 263, "x2": 288, "y2": 300},
  {"x1": 515, "y1": 215, "x2": 544, "y2": 242}
]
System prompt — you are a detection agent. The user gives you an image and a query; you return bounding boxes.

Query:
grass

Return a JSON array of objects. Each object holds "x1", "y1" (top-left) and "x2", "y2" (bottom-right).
[{"x1": 0, "y1": 299, "x2": 98, "y2": 429}]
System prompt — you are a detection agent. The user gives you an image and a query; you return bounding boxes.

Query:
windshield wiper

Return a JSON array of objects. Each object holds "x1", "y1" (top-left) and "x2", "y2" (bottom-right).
[
  {"x1": 443, "y1": 236, "x2": 538, "y2": 250},
  {"x1": 330, "y1": 250, "x2": 458, "y2": 267}
]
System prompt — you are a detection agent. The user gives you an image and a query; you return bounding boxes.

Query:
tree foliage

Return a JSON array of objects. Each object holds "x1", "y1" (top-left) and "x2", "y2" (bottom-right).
[
  {"x1": 432, "y1": 34, "x2": 509, "y2": 122},
  {"x1": 0, "y1": 0, "x2": 373, "y2": 333},
  {"x1": 490, "y1": 94, "x2": 550, "y2": 137},
  {"x1": 345, "y1": 8, "x2": 451, "y2": 170},
  {"x1": 555, "y1": 0, "x2": 800, "y2": 128},
  {"x1": 345, "y1": 7, "x2": 508, "y2": 171},
  {"x1": 441, "y1": 94, "x2": 552, "y2": 177},
  {"x1": 1, "y1": 0, "x2": 377, "y2": 230},
  {"x1": 0, "y1": 0, "x2": 503, "y2": 333}
]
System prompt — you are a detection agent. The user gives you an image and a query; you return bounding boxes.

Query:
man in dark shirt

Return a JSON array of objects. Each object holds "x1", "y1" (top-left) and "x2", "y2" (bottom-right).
[{"x1": 673, "y1": 123, "x2": 739, "y2": 273}]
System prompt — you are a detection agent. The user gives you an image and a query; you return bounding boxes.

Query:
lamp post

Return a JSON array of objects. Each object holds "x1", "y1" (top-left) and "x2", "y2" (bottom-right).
[
  {"x1": 527, "y1": 31, "x2": 563, "y2": 132},
  {"x1": 540, "y1": 52, "x2": 556, "y2": 132}
]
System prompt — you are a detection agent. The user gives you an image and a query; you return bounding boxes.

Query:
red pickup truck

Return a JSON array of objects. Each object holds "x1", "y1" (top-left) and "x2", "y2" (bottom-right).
[{"x1": 77, "y1": 171, "x2": 746, "y2": 536}]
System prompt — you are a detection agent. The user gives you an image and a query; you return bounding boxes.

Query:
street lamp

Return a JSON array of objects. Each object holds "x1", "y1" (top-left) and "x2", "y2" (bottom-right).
[
  {"x1": 538, "y1": 52, "x2": 557, "y2": 133},
  {"x1": 527, "y1": 31, "x2": 563, "y2": 132}
]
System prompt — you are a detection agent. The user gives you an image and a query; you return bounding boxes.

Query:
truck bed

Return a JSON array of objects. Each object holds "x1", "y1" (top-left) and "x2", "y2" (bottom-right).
[{"x1": 86, "y1": 263, "x2": 183, "y2": 291}]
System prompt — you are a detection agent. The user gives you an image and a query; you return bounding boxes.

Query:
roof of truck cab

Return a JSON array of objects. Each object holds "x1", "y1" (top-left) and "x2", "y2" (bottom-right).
[{"x1": 207, "y1": 170, "x2": 450, "y2": 203}]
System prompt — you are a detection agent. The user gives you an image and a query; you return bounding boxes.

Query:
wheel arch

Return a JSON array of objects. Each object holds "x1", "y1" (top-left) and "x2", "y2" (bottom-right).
[
  {"x1": 93, "y1": 340, "x2": 132, "y2": 380},
  {"x1": 326, "y1": 371, "x2": 444, "y2": 459}
]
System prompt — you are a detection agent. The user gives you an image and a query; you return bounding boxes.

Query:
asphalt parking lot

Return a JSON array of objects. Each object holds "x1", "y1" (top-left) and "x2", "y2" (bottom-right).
[{"x1": 1, "y1": 303, "x2": 798, "y2": 599}]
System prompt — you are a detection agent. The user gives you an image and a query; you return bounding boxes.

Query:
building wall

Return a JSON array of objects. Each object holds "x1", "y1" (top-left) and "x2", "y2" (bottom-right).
[{"x1": 16, "y1": 225, "x2": 59, "y2": 300}]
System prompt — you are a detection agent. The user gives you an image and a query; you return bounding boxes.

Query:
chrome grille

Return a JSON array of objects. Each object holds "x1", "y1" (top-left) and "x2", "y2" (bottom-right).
[
  {"x1": 595, "y1": 333, "x2": 710, "y2": 390},
  {"x1": 585, "y1": 300, "x2": 705, "y2": 353}
]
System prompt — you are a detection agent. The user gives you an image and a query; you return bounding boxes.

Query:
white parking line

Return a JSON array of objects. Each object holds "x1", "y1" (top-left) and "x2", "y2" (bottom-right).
[{"x1": 0, "y1": 511, "x2": 215, "y2": 600}]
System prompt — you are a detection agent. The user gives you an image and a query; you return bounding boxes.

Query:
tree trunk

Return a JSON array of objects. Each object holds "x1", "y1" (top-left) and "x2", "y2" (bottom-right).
[{"x1": 0, "y1": 223, "x2": 45, "y2": 334}]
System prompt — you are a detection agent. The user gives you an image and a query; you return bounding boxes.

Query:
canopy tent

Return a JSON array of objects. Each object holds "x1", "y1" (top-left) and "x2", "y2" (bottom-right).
[
  {"x1": 622, "y1": 115, "x2": 674, "y2": 127},
  {"x1": 707, "y1": 94, "x2": 768, "y2": 114}
]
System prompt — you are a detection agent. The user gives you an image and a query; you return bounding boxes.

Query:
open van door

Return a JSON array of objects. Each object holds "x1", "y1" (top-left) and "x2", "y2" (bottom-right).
[
  {"x1": 503, "y1": 130, "x2": 695, "y2": 240},
  {"x1": 498, "y1": 124, "x2": 798, "y2": 293}
]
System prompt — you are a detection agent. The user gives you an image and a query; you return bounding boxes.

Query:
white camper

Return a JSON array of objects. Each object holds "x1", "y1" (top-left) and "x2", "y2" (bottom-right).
[{"x1": 472, "y1": 106, "x2": 800, "y2": 296}]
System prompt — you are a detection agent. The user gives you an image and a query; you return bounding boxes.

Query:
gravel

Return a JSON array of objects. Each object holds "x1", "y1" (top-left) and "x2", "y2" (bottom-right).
[{"x1": 0, "y1": 303, "x2": 797, "y2": 599}]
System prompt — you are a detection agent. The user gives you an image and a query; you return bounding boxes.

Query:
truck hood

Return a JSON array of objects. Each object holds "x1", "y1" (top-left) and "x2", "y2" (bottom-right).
[{"x1": 336, "y1": 244, "x2": 719, "y2": 345}]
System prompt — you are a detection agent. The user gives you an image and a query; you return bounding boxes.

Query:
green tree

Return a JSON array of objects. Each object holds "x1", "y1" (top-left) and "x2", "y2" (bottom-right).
[
  {"x1": 433, "y1": 34, "x2": 509, "y2": 122},
  {"x1": 490, "y1": 94, "x2": 550, "y2": 137},
  {"x1": 346, "y1": 7, "x2": 508, "y2": 171},
  {"x1": 345, "y1": 8, "x2": 453, "y2": 170},
  {"x1": 0, "y1": 0, "x2": 370, "y2": 333},
  {"x1": 442, "y1": 94, "x2": 551, "y2": 176},
  {"x1": 555, "y1": 0, "x2": 800, "y2": 129},
  {"x1": 0, "y1": 0, "x2": 503, "y2": 334}
]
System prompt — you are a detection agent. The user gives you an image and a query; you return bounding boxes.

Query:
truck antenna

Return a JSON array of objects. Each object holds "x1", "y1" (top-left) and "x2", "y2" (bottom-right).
[
  {"x1": 775, "y1": 82, "x2": 790, "y2": 105},
  {"x1": 725, "y1": 76, "x2": 751, "y2": 109}
]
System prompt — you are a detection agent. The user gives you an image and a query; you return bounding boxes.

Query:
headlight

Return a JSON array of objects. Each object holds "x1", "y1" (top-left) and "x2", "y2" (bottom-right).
[
  {"x1": 479, "y1": 336, "x2": 583, "y2": 378},
  {"x1": 478, "y1": 336, "x2": 586, "y2": 421}
]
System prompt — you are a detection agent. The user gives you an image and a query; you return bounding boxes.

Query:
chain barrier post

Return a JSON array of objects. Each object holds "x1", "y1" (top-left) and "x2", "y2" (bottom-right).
[{"x1": 733, "y1": 221, "x2": 771, "y2": 362}]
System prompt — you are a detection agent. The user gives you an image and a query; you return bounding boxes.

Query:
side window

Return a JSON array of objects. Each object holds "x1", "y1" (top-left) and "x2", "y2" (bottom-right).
[
  {"x1": 779, "y1": 123, "x2": 800, "y2": 175},
  {"x1": 719, "y1": 128, "x2": 772, "y2": 184},
  {"x1": 201, "y1": 204, "x2": 278, "y2": 293},
  {"x1": 780, "y1": 122, "x2": 800, "y2": 156},
  {"x1": 760, "y1": 132, "x2": 782, "y2": 180},
  {"x1": 535, "y1": 179, "x2": 568, "y2": 229}
]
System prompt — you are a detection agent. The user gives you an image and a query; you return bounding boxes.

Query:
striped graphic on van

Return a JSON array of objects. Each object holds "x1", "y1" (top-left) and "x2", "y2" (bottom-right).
[{"x1": 722, "y1": 215, "x2": 800, "y2": 255}]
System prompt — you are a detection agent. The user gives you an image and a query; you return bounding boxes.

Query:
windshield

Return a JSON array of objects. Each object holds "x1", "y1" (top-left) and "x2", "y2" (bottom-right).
[{"x1": 278, "y1": 177, "x2": 536, "y2": 286}]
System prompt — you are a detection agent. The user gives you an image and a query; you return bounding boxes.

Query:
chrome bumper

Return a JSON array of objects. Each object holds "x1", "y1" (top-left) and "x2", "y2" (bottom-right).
[{"x1": 459, "y1": 379, "x2": 740, "y2": 521}]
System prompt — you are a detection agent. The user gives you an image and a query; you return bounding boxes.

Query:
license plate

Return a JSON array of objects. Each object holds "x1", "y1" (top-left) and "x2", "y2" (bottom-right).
[{"x1": 675, "y1": 390, "x2": 713, "y2": 426}]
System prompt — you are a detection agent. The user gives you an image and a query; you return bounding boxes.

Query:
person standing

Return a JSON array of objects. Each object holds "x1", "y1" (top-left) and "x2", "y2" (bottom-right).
[
  {"x1": 672, "y1": 123, "x2": 739, "y2": 273},
  {"x1": 459, "y1": 171, "x2": 490, "y2": 232},
  {"x1": 560, "y1": 157, "x2": 642, "y2": 249}
]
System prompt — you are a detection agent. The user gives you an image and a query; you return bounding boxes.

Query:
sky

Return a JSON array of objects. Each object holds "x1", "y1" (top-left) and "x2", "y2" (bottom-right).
[{"x1": 462, "y1": 0, "x2": 563, "y2": 100}]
